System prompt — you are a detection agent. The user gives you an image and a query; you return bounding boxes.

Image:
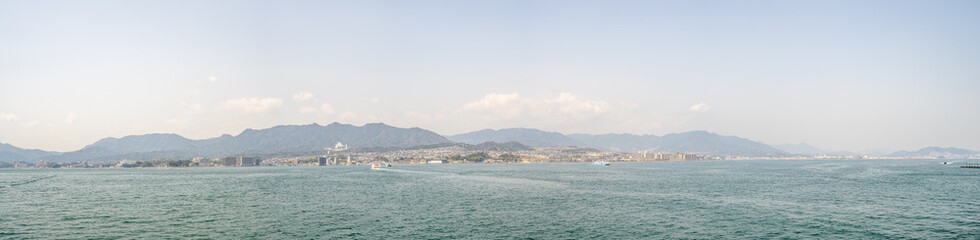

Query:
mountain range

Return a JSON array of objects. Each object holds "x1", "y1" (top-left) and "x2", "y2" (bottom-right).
[
  {"x1": 0, "y1": 142, "x2": 58, "y2": 162},
  {"x1": 448, "y1": 128, "x2": 584, "y2": 147},
  {"x1": 9, "y1": 122, "x2": 450, "y2": 162},
  {"x1": 450, "y1": 128, "x2": 785, "y2": 156},
  {"x1": 887, "y1": 147, "x2": 979, "y2": 159},
  {"x1": 1, "y1": 123, "x2": 976, "y2": 162}
]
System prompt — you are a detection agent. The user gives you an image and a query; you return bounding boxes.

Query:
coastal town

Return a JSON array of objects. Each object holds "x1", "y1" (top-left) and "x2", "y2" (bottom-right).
[
  {"x1": 8, "y1": 137, "x2": 977, "y2": 169},
  {"x1": 12, "y1": 141, "x2": 719, "y2": 169},
  {"x1": 14, "y1": 143, "x2": 967, "y2": 169},
  {"x1": 4, "y1": 123, "x2": 977, "y2": 169}
]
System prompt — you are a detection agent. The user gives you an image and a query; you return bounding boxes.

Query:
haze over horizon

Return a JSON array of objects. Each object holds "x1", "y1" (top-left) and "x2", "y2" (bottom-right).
[{"x1": 2, "y1": 0, "x2": 978, "y2": 153}]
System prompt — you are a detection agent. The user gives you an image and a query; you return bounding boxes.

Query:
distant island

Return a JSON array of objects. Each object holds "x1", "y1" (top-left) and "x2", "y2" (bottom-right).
[{"x1": 1, "y1": 122, "x2": 977, "y2": 168}]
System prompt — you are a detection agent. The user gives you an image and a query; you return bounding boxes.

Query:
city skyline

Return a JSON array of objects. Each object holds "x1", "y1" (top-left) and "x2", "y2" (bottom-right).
[{"x1": 2, "y1": 0, "x2": 979, "y2": 152}]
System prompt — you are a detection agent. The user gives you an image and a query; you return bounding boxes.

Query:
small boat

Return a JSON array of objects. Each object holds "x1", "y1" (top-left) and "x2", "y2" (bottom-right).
[
  {"x1": 371, "y1": 162, "x2": 390, "y2": 170},
  {"x1": 592, "y1": 160, "x2": 610, "y2": 166},
  {"x1": 942, "y1": 161, "x2": 954, "y2": 165}
]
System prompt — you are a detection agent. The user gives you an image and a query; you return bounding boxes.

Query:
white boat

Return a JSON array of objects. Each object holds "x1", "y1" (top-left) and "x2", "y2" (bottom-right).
[
  {"x1": 941, "y1": 161, "x2": 954, "y2": 165},
  {"x1": 371, "y1": 162, "x2": 390, "y2": 170},
  {"x1": 592, "y1": 160, "x2": 610, "y2": 166}
]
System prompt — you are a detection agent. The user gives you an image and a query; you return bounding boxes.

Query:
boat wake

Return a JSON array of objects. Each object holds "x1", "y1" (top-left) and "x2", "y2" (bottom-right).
[{"x1": 0, "y1": 175, "x2": 55, "y2": 189}]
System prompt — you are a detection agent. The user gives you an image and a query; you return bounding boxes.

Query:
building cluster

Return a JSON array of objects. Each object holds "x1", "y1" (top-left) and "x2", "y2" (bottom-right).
[
  {"x1": 253, "y1": 146, "x2": 628, "y2": 166},
  {"x1": 14, "y1": 145, "x2": 710, "y2": 169},
  {"x1": 624, "y1": 152, "x2": 702, "y2": 161},
  {"x1": 220, "y1": 156, "x2": 261, "y2": 167}
]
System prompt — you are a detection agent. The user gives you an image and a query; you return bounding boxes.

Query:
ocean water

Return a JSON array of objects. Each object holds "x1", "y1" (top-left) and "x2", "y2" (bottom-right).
[{"x1": 1, "y1": 160, "x2": 978, "y2": 239}]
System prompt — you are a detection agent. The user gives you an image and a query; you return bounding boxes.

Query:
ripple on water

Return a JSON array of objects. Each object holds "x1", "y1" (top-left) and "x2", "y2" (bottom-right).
[{"x1": 0, "y1": 160, "x2": 977, "y2": 239}]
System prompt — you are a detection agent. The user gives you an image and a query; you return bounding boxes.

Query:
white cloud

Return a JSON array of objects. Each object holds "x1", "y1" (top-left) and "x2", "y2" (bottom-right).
[
  {"x1": 209, "y1": 76, "x2": 218, "y2": 83},
  {"x1": 1, "y1": 113, "x2": 19, "y2": 122},
  {"x1": 463, "y1": 92, "x2": 609, "y2": 120},
  {"x1": 1, "y1": 113, "x2": 45, "y2": 128},
  {"x1": 547, "y1": 92, "x2": 607, "y2": 114},
  {"x1": 320, "y1": 103, "x2": 335, "y2": 115},
  {"x1": 689, "y1": 103, "x2": 711, "y2": 112},
  {"x1": 370, "y1": 98, "x2": 379, "y2": 103},
  {"x1": 447, "y1": 92, "x2": 656, "y2": 135},
  {"x1": 65, "y1": 113, "x2": 78, "y2": 124},
  {"x1": 293, "y1": 92, "x2": 314, "y2": 101},
  {"x1": 299, "y1": 103, "x2": 335, "y2": 115},
  {"x1": 464, "y1": 93, "x2": 521, "y2": 110},
  {"x1": 223, "y1": 97, "x2": 283, "y2": 114},
  {"x1": 21, "y1": 120, "x2": 39, "y2": 127}
]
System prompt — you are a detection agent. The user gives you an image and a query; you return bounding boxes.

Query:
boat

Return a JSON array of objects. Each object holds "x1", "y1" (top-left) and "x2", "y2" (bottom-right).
[
  {"x1": 371, "y1": 162, "x2": 390, "y2": 170},
  {"x1": 592, "y1": 160, "x2": 610, "y2": 166},
  {"x1": 942, "y1": 161, "x2": 954, "y2": 164}
]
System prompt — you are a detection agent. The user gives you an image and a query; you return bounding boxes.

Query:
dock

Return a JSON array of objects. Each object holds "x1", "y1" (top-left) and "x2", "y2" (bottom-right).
[{"x1": 961, "y1": 162, "x2": 980, "y2": 168}]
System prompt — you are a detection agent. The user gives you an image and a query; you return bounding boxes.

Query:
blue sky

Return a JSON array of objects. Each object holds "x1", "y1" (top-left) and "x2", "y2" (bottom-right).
[{"x1": 1, "y1": 0, "x2": 978, "y2": 152}]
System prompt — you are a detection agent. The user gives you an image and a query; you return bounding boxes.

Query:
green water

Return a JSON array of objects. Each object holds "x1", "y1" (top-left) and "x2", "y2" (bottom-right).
[{"x1": 1, "y1": 160, "x2": 978, "y2": 239}]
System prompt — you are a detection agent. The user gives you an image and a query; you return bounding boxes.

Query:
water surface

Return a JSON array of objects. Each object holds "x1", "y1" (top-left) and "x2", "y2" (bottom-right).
[{"x1": 1, "y1": 160, "x2": 978, "y2": 239}]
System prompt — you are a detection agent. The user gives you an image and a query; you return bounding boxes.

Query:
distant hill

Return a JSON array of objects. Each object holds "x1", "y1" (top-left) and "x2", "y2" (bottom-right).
[
  {"x1": 365, "y1": 141, "x2": 532, "y2": 152},
  {"x1": 40, "y1": 123, "x2": 452, "y2": 162},
  {"x1": 87, "y1": 133, "x2": 199, "y2": 153},
  {"x1": 0, "y1": 142, "x2": 59, "y2": 162},
  {"x1": 772, "y1": 143, "x2": 825, "y2": 155},
  {"x1": 451, "y1": 129, "x2": 787, "y2": 157},
  {"x1": 209, "y1": 122, "x2": 451, "y2": 154},
  {"x1": 888, "y1": 147, "x2": 979, "y2": 158},
  {"x1": 468, "y1": 141, "x2": 533, "y2": 151},
  {"x1": 773, "y1": 143, "x2": 857, "y2": 156},
  {"x1": 23, "y1": 122, "x2": 980, "y2": 163},
  {"x1": 647, "y1": 131, "x2": 788, "y2": 157},
  {"x1": 568, "y1": 133, "x2": 659, "y2": 152},
  {"x1": 447, "y1": 128, "x2": 585, "y2": 147}
]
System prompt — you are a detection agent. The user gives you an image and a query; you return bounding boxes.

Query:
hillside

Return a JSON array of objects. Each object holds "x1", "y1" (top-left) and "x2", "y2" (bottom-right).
[
  {"x1": 447, "y1": 128, "x2": 585, "y2": 147},
  {"x1": 0, "y1": 142, "x2": 59, "y2": 162},
  {"x1": 649, "y1": 131, "x2": 787, "y2": 157},
  {"x1": 451, "y1": 129, "x2": 788, "y2": 157},
  {"x1": 888, "y1": 147, "x2": 978, "y2": 158},
  {"x1": 40, "y1": 123, "x2": 451, "y2": 162}
]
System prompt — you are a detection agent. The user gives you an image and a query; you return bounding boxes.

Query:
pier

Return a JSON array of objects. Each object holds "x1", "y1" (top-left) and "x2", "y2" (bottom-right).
[{"x1": 962, "y1": 162, "x2": 980, "y2": 168}]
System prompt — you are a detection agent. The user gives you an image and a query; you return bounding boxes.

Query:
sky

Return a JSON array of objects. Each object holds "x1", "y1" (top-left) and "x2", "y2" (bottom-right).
[{"x1": 1, "y1": 0, "x2": 978, "y2": 153}]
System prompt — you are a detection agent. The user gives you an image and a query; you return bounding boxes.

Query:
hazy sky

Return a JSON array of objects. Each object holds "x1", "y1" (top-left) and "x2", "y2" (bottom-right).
[{"x1": 1, "y1": 0, "x2": 978, "y2": 152}]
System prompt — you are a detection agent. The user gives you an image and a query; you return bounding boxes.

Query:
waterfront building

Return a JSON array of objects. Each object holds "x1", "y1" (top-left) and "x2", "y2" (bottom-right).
[
  {"x1": 627, "y1": 152, "x2": 703, "y2": 161},
  {"x1": 427, "y1": 159, "x2": 448, "y2": 164},
  {"x1": 220, "y1": 156, "x2": 261, "y2": 167}
]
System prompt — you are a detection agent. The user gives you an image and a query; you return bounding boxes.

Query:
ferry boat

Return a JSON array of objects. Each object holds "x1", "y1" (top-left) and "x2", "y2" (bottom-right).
[{"x1": 592, "y1": 160, "x2": 610, "y2": 166}]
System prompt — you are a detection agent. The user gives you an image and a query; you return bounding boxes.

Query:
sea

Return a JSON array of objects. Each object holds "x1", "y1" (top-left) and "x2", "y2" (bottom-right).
[{"x1": 1, "y1": 160, "x2": 978, "y2": 239}]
